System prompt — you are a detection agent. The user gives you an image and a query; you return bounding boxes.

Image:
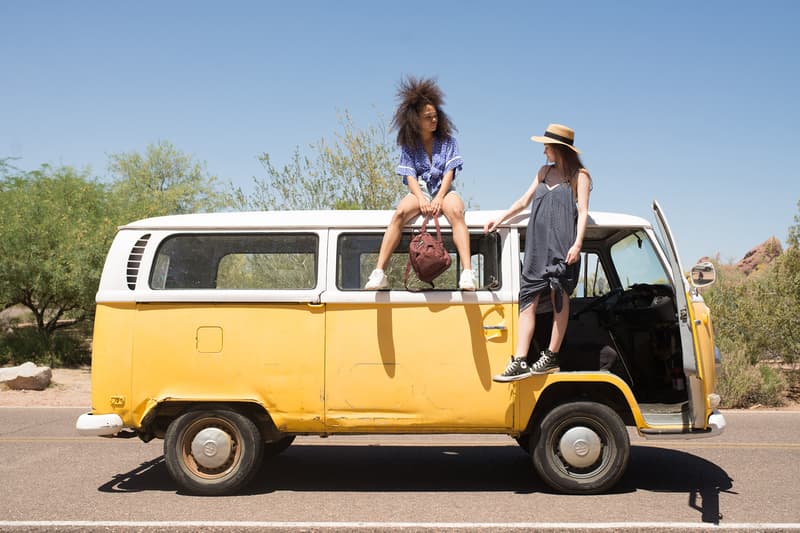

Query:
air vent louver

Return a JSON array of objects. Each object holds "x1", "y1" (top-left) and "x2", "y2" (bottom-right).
[{"x1": 126, "y1": 234, "x2": 151, "y2": 290}]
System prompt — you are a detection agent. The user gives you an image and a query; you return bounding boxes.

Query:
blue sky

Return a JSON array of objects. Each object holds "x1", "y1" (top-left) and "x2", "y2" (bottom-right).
[{"x1": 2, "y1": 1, "x2": 798, "y2": 265}]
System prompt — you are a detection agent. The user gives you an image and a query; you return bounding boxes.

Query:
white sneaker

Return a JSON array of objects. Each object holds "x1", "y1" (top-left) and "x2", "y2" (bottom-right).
[
  {"x1": 459, "y1": 269, "x2": 476, "y2": 291},
  {"x1": 365, "y1": 269, "x2": 389, "y2": 290}
]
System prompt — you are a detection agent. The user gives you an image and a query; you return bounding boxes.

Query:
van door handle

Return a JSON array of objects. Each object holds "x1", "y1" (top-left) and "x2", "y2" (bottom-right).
[{"x1": 482, "y1": 323, "x2": 507, "y2": 340}]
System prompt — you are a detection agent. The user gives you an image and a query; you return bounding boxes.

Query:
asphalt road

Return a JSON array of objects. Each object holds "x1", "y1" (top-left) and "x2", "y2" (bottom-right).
[{"x1": 0, "y1": 408, "x2": 798, "y2": 532}]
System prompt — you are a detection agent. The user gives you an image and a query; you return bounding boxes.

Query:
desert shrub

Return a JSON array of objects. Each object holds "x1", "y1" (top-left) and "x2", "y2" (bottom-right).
[
  {"x1": 759, "y1": 248, "x2": 800, "y2": 364},
  {"x1": 717, "y1": 347, "x2": 787, "y2": 408},
  {"x1": 756, "y1": 364, "x2": 788, "y2": 405},
  {"x1": 50, "y1": 329, "x2": 92, "y2": 367},
  {"x1": 0, "y1": 328, "x2": 47, "y2": 365},
  {"x1": 0, "y1": 327, "x2": 90, "y2": 368},
  {"x1": 703, "y1": 248, "x2": 799, "y2": 365}
]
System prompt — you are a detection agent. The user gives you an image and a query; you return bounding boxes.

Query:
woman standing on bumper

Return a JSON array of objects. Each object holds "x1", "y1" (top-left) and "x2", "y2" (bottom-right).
[
  {"x1": 485, "y1": 124, "x2": 591, "y2": 381},
  {"x1": 365, "y1": 76, "x2": 475, "y2": 290}
]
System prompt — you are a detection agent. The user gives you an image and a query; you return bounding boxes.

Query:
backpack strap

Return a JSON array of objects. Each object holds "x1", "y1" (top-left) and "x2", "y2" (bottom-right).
[{"x1": 431, "y1": 214, "x2": 443, "y2": 239}]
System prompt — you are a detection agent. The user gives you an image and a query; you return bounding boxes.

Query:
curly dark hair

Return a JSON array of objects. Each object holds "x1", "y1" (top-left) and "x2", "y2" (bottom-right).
[{"x1": 391, "y1": 76, "x2": 456, "y2": 148}]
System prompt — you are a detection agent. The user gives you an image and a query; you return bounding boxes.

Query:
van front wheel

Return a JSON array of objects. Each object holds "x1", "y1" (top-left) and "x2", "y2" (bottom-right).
[
  {"x1": 531, "y1": 401, "x2": 629, "y2": 494},
  {"x1": 264, "y1": 435, "x2": 295, "y2": 457},
  {"x1": 164, "y1": 407, "x2": 264, "y2": 495}
]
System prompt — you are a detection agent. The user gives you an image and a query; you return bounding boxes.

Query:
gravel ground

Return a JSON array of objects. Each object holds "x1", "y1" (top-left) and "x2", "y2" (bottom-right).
[{"x1": 0, "y1": 367, "x2": 91, "y2": 407}]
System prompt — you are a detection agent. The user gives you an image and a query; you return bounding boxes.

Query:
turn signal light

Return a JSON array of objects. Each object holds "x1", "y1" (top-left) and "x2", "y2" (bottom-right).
[{"x1": 708, "y1": 393, "x2": 721, "y2": 409}]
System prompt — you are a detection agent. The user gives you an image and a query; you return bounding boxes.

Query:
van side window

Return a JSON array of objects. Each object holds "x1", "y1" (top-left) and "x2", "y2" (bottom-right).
[
  {"x1": 150, "y1": 233, "x2": 318, "y2": 290},
  {"x1": 337, "y1": 232, "x2": 501, "y2": 290}
]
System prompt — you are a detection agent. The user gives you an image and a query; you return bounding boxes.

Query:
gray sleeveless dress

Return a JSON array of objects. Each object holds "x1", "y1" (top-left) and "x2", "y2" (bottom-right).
[{"x1": 520, "y1": 167, "x2": 580, "y2": 313}]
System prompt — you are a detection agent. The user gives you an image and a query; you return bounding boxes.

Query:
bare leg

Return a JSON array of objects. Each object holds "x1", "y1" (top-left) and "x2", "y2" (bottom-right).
[
  {"x1": 494, "y1": 294, "x2": 544, "y2": 381},
  {"x1": 375, "y1": 194, "x2": 421, "y2": 270},
  {"x1": 524, "y1": 290, "x2": 566, "y2": 375},
  {"x1": 441, "y1": 193, "x2": 471, "y2": 270},
  {"x1": 548, "y1": 290, "x2": 569, "y2": 352},
  {"x1": 515, "y1": 296, "x2": 540, "y2": 359}
]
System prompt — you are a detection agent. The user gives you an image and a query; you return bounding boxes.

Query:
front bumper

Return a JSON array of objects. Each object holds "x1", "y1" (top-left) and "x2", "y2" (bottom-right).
[
  {"x1": 640, "y1": 409, "x2": 726, "y2": 440},
  {"x1": 707, "y1": 409, "x2": 726, "y2": 436},
  {"x1": 76, "y1": 413, "x2": 124, "y2": 436}
]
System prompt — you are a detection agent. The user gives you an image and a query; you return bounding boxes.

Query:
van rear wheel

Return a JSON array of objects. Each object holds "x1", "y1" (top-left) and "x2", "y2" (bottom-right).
[
  {"x1": 514, "y1": 433, "x2": 531, "y2": 454},
  {"x1": 164, "y1": 407, "x2": 264, "y2": 495},
  {"x1": 531, "y1": 401, "x2": 629, "y2": 494}
]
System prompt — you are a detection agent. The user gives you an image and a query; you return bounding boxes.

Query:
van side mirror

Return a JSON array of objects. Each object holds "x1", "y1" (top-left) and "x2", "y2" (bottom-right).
[{"x1": 690, "y1": 261, "x2": 716, "y2": 288}]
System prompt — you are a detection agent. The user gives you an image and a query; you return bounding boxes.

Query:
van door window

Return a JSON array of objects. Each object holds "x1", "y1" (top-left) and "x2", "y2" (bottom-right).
[
  {"x1": 518, "y1": 233, "x2": 609, "y2": 297},
  {"x1": 574, "y1": 252, "x2": 610, "y2": 297},
  {"x1": 150, "y1": 233, "x2": 318, "y2": 289},
  {"x1": 337, "y1": 232, "x2": 501, "y2": 290},
  {"x1": 610, "y1": 232, "x2": 670, "y2": 288}
]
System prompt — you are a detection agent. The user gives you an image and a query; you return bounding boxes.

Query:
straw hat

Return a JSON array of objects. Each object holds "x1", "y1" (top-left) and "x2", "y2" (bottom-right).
[{"x1": 531, "y1": 123, "x2": 581, "y2": 153}]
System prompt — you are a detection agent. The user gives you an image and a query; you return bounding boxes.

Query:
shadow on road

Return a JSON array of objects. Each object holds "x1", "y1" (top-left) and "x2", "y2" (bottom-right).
[
  {"x1": 620, "y1": 446, "x2": 735, "y2": 524},
  {"x1": 98, "y1": 456, "x2": 171, "y2": 493},
  {"x1": 251, "y1": 445, "x2": 542, "y2": 494},
  {"x1": 96, "y1": 443, "x2": 733, "y2": 524}
]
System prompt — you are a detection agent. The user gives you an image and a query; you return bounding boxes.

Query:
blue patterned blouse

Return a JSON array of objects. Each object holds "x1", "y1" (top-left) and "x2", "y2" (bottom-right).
[{"x1": 396, "y1": 136, "x2": 463, "y2": 197}]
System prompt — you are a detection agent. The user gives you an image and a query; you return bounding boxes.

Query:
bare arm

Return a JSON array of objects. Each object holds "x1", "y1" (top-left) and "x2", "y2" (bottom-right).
[
  {"x1": 566, "y1": 169, "x2": 591, "y2": 264},
  {"x1": 483, "y1": 168, "x2": 545, "y2": 233},
  {"x1": 406, "y1": 176, "x2": 432, "y2": 215},
  {"x1": 431, "y1": 169, "x2": 455, "y2": 216}
]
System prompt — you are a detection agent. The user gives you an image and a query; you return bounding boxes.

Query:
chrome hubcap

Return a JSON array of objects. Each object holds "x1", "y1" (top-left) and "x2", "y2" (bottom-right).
[
  {"x1": 190, "y1": 427, "x2": 233, "y2": 469},
  {"x1": 558, "y1": 426, "x2": 602, "y2": 468}
]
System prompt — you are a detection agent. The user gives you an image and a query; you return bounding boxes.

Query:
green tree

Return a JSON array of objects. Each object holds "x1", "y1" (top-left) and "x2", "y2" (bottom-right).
[
  {"x1": 0, "y1": 157, "x2": 18, "y2": 177},
  {"x1": 788, "y1": 199, "x2": 800, "y2": 249},
  {"x1": 759, "y1": 247, "x2": 800, "y2": 363},
  {"x1": 704, "y1": 199, "x2": 800, "y2": 374},
  {"x1": 701, "y1": 263, "x2": 747, "y2": 354},
  {"x1": 704, "y1": 256, "x2": 799, "y2": 366},
  {"x1": 246, "y1": 112, "x2": 403, "y2": 210},
  {"x1": 0, "y1": 165, "x2": 113, "y2": 362},
  {"x1": 108, "y1": 140, "x2": 231, "y2": 221}
]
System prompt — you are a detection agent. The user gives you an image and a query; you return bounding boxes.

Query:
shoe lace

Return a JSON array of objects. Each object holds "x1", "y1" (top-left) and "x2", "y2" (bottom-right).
[
  {"x1": 531, "y1": 353, "x2": 553, "y2": 371},
  {"x1": 502, "y1": 357, "x2": 522, "y2": 375}
]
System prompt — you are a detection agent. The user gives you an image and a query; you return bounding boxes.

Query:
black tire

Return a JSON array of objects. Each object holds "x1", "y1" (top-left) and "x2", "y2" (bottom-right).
[
  {"x1": 164, "y1": 407, "x2": 264, "y2": 495},
  {"x1": 263, "y1": 435, "x2": 295, "y2": 457},
  {"x1": 531, "y1": 401, "x2": 629, "y2": 494}
]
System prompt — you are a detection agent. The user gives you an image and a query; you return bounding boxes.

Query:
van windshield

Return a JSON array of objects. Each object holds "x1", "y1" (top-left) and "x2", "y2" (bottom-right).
[{"x1": 610, "y1": 231, "x2": 671, "y2": 288}]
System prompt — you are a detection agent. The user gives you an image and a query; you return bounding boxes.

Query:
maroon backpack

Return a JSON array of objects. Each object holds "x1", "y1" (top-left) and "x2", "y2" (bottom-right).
[{"x1": 404, "y1": 215, "x2": 452, "y2": 290}]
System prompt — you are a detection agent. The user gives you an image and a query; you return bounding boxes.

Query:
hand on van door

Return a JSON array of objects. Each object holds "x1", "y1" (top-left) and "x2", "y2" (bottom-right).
[{"x1": 484, "y1": 217, "x2": 503, "y2": 233}]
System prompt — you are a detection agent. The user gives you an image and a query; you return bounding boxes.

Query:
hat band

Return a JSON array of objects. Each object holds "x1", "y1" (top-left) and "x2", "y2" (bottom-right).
[{"x1": 544, "y1": 131, "x2": 574, "y2": 146}]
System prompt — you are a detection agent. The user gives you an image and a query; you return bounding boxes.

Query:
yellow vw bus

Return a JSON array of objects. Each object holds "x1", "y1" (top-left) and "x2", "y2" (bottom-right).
[{"x1": 76, "y1": 201, "x2": 725, "y2": 495}]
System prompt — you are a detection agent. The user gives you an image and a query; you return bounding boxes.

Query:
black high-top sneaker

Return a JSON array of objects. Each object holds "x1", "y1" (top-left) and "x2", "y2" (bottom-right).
[
  {"x1": 493, "y1": 356, "x2": 533, "y2": 382},
  {"x1": 529, "y1": 349, "x2": 560, "y2": 374}
]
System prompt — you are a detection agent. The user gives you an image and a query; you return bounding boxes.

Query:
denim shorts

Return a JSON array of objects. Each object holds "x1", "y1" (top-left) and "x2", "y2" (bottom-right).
[{"x1": 417, "y1": 180, "x2": 457, "y2": 202}]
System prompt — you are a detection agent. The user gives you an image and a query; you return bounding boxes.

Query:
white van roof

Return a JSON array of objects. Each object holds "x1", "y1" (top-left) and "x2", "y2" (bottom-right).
[{"x1": 120, "y1": 210, "x2": 651, "y2": 231}]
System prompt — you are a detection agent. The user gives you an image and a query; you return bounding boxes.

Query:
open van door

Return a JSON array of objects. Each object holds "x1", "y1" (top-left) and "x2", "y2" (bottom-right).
[{"x1": 652, "y1": 200, "x2": 708, "y2": 430}]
